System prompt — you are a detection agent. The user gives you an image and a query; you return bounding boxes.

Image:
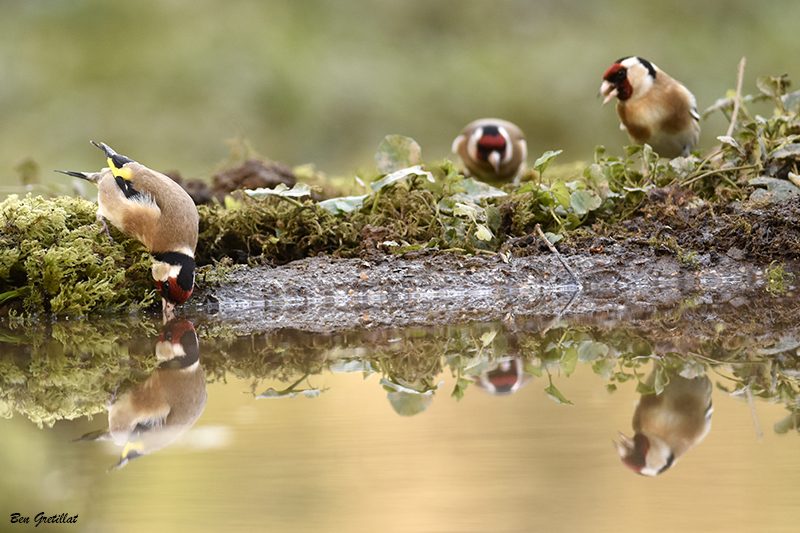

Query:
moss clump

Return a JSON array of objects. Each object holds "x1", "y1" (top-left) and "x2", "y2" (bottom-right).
[
  {"x1": 0, "y1": 194, "x2": 157, "y2": 316},
  {"x1": 0, "y1": 319, "x2": 159, "y2": 427}
]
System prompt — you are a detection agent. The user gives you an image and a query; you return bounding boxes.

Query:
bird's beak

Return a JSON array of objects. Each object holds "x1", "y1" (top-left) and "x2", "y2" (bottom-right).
[
  {"x1": 599, "y1": 80, "x2": 618, "y2": 106},
  {"x1": 613, "y1": 432, "x2": 635, "y2": 457},
  {"x1": 488, "y1": 151, "x2": 502, "y2": 174},
  {"x1": 162, "y1": 299, "x2": 176, "y2": 323}
]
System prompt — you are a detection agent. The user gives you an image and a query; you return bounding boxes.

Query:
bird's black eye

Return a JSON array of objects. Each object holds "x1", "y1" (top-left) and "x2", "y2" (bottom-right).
[
  {"x1": 160, "y1": 279, "x2": 171, "y2": 301},
  {"x1": 613, "y1": 69, "x2": 627, "y2": 82}
]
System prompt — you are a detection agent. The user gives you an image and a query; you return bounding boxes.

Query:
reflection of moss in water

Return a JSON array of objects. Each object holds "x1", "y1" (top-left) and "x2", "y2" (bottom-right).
[
  {"x1": 0, "y1": 194, "x2": 157, "y2": 316},
  {"x1": 0, "y1": 320, "x2": 159, "y2": 428},
  {"x1": 3, "y1": 314, "x2": 800, "y2": 426}
]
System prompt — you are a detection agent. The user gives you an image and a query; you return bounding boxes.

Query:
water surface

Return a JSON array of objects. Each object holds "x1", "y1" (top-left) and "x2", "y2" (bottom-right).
[{"x1": 1, "y1": 299, "x2": 799, "y2": 533}]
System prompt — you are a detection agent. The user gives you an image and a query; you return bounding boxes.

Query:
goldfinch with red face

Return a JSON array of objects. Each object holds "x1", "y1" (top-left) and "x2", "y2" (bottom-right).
[
  {"x1": 600, "y1": 56, "x2": 700, "y2": 158},
  {"x1": 615, "y1": 368, "x2": 712, "y2": 476},
  {"x1": 77, "y1": 318, "x2": 207, "y2": 470},
  {"x1": 452, "y1": 118, "x2": 527, "y2": 183},
  {"x1": 58, "y1": 142, "x2": 199, "y2": 313}
]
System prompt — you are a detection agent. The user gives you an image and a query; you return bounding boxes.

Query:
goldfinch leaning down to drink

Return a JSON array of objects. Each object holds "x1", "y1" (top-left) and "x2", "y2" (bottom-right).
[{"x1": 58, "y1": 142, "x2": 199, "y2": 314}]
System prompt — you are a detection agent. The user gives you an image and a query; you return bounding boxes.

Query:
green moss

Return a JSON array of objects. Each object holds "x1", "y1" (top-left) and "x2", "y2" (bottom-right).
[
  {"x1": 0, "y1": 319, "x2": 159, "y2": 427},
  {"x1": 0, "y1": 194, "x2": 157, "y2": 316}
]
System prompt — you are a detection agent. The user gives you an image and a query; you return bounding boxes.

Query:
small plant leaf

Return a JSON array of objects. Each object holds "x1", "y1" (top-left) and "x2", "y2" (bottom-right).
[
  {"x1": 533, "y1": 150, "x2": 563, "y2": 174},
  {"x1": 375, "y1": 135, "x2": 423, "y2": 174},
  {"x1": 544, "y1": 381, "x2": 574, "y2": 406},
  {"x1": 245, "y1": 182, "x2": 312, "y2": 200}
]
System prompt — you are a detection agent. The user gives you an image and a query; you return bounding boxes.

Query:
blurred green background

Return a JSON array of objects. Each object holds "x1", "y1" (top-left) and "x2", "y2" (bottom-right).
[{"x1": 1, "y1": 0, "x2": 799, "y2": 192}]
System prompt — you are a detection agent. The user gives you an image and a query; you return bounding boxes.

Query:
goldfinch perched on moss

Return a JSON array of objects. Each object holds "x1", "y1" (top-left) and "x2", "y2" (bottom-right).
[
  {"x1": 58, "y1": 142, "x2": 199, "y2": 313},
  {"x1": 599, "y1": 56, "x2": 700, "y2": 158},
  {"x1": 452, "y1": 118, "x2": 527, "y2": 183}
]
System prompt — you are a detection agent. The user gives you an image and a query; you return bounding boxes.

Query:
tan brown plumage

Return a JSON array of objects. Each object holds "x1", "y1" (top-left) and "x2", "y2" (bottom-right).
[
  {"x1": 452, "y1": 118, "x2": 527, "y2": 183},
  {"x1": 90, "y1": 164, "x2": 198, "y2": 257},
  {"x1": 77, "y1": 318, "x2": 207, "y2": 470},
  {"x1": 58, "y1": 142, "x2": 199, "y2": 311},
  {"x1": 615, "y1": 367, "x2": 713, "y2": 476},
  {"x1": 600, "y1": 56, "x2": 700, "y2": 158}
]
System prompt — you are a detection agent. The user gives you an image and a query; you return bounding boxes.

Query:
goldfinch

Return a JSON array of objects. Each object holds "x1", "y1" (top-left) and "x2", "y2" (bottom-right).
[
  {"x1": 615, "y1": 368, "x2": 713, "y2": 476},
  {"x1": 600, "y1": 56, "x2": 700, "y2": 158},
  {"x1": 77, "y1": 318, "x2": 207, "y2": 470},
  {"x1": 58, "y1": 142, "x2": 199, "y2": 313},
  {"x1": 452, "y1": 118, "x2": 527, "y2": 183},
  {"x1": 471, "y1": 357, "x2": 533, "y2": 396}
]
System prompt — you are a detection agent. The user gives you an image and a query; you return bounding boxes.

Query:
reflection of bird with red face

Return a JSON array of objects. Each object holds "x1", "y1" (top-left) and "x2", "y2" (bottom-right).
[
  {"x1": 471, "y1": 357, "x2": 533, "y2": 396},
  {"x1": 452, "y1": 118, "x2": 527, "y2": 184},
  {"x1": 77, "y1": 318, "x2": 207, "y2": 470},
  {"x1": 599, "y1": 56, "x2": 700, "y2": 158},
  {"x1": 58, "y1": 142, "x2": 199, "y2": 314},
  {"x1": 615, "y1": 367, "x2": 712, "y2": 476}
]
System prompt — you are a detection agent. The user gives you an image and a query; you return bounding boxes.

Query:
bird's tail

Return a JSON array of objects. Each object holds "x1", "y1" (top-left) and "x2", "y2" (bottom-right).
[{"x1": 55, "y1": 169, "x2": 101, "y2": 184}]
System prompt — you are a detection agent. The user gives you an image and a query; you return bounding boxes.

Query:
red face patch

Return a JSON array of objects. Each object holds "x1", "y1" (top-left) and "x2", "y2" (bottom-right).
[
  {"x1": 155, "y1": 278, "x2": 194, "y2": 305},
  {"x1": 477, "y1": 134, "x2": 507, "y2": 161},
  {"x1": 602, "y1": 62, "x2": 625, "y2": 81},
  {"x1": 602, "y1": 63, "x2": 633, "y2": 100},
  {"x1": 158, "y1": 318, "x2": 196, "y2": 344}
]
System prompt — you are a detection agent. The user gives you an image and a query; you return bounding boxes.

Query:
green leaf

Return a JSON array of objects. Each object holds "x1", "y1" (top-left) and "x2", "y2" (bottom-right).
[
  {"x1": 451, "y1": 177, "x2": 507, "y2": 201},
  {"x1": 653, "y1": 366, "x2": 667, "y2": 396},
  {"x1": 774, "y1": 412, "x2": 799, "y2": 434},
  {"x1": 577, "y1": 341, "x2": 609, "y2": 363},
  {"x1": 783, "y1": 90, "x2": 800, "y2": 114},
  {"x1": 370, "y1": 164, "x2": 434, "y2": 191},
  {"x1": 548, "y1": 179, "x2": 570, "y2": 209},
  {"x1": 544, "y1": 381, "x2": 574, "y2": 406},
  {"x1": 375, "y1": 134, "x2": 422, "y2": 174},
  {"x1": 245, "y1": 182, "x2": 312, "y2": 200},
  {"x1": 635, "y1": 381, "x2": 655, "y2": 395},
  {"x1": 771, "y1": 143, "x2": 800, "y2": 160},
  {"x1": 605, "y1": 383, "x2": 617, "y2": 393},
  {"x1": 480, "y1": 330, "x2": 498, "y2": 347},
  {"x1": 592, "y1": 357, "x2": 617, "y2": 379},
  {"x1": 317, "y1": 194, "x2": 369, "y2": 214},
  {"x1": 256, "y1": 387, "x2": 322, "y2": 399},
  {"x1": 749, "y1": 176, "x2": 800, "y2": 202},
  {"x1": 570, "y1": 190, "x2": 602, "y2": 216},
  {"x1": 475, "y1": 224, "x2": 493, "y2": 241},
  {"x1": 533, "y1": 150, "x2": 563, "y2": 174},
  {"x1": 560, "y1": 347, "x2": 578, "y2": 377},
  {"x1": 523, "y1": 363, "x2": 543, "y2": 377},
  {"x1": 544, "y1": 231, "x2": 563, "y2": 244},
  {"x1": 453, "y1": 202, "x2": 479, "y2": 222}
]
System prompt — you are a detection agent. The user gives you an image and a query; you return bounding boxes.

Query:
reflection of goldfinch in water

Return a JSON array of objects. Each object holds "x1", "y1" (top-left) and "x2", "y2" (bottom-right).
[
  {"x1": 615, "y1": 367, "x2": 712, "y2": 476},
  {"x1": 471, "y1": 357, "x2": 533, "y2": 396},
  {"x1": 599, "y1": 56, "x2": 700, "y2": 158},
  {"x1": 58, "y1": 142, "x2": 199, "y2": 313},
  {"x1": 452, "y1": 118, "x2": 527, "y2": 184},
  {"x1": 77, "y1": 318, "x2": 207, "y2": 470}
]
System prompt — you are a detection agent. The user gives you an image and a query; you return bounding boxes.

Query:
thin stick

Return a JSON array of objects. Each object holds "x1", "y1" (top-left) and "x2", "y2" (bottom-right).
[
  {"x1": 745, "y1": 386, "x2": 763, "y2": 443},
  {"x1": 726, "y1": 57, "x2": 746, "y2": 138},
  {"x1": 534, "y1": 224, "x2": 583, "y2": 288}
]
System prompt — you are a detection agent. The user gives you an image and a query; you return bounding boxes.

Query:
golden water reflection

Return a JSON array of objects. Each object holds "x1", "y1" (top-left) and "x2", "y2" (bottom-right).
[{"x1": 1, "y1": 311, "x2": 799, "y2": 532}]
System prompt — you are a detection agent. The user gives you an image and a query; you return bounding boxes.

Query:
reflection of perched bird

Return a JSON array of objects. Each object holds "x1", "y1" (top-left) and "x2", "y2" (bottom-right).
[
  {"x1": 452, "y1": 118, "x2": 527, "y2": 183},
  {"x1": 471, "y1": 358, "x2": 533, "y2": 396},
  {"x1": 615, "y1": 368, "x2": 712, "y2": 476},
  {"x1": 58, "y1": 142, "x2": 199, "y2": 313},
  {"x1": 77, "y1": 318, "x2": 207, "y2": 470},
  {"x1": 599, "y1": 57, "x2": 700, "y2": 158}
]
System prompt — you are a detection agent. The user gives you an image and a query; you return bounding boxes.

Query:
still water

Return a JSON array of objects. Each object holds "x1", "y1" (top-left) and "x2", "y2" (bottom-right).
[{"x1": 1, "y1": 299, "x2": 799, "y2": 533}]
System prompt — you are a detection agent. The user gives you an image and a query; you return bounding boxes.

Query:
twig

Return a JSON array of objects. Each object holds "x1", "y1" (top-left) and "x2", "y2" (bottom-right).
[
  {"x1": 534, "y1": 224, "x2": 583, "y2": 289},
  {"x1": 726, "y1": 57, "x2": 746, "y2": 138},
  {"x1": 745, "y1": 386, "x2": 763, "y2": 443},
  {"x1": 682, "y1": 164, "x2": 757, "y2": 187}
]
